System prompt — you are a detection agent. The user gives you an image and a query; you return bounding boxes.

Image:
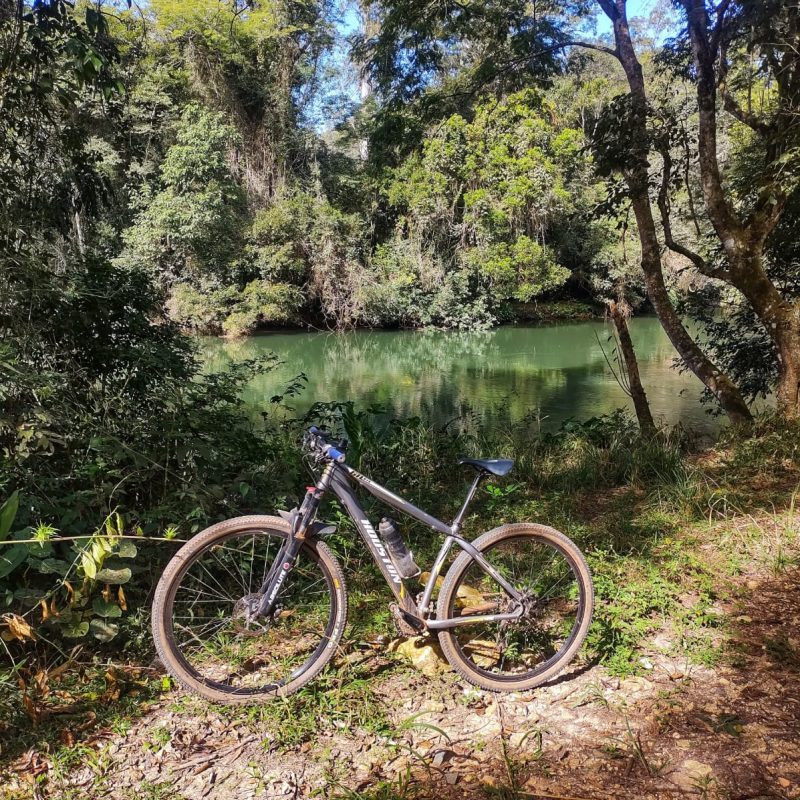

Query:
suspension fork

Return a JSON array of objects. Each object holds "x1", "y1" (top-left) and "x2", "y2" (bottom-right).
[{"x1": 255, "y1": 462, "x2": 336, "y2": 618}]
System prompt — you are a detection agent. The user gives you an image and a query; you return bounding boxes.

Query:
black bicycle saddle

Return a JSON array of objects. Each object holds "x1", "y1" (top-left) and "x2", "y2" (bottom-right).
[{"x1": 458, "y1": 458, "x2": 514, "y2": 477}]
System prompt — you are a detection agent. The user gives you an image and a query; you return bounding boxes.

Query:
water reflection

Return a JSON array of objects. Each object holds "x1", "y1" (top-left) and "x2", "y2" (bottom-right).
[{"x1": 199, "y1": 319, "x2": 718, "y2": 432}]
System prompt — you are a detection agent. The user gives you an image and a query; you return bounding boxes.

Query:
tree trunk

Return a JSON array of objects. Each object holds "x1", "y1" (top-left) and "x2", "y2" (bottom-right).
[
  {"x1": 608, "y1": 300, "x2": 656, "y2": 435},
  {"x1": 775, "y1": 307, "x2": 800, "y2": 418},
  {"x1": 730, "y1": 250, "x2": 800, "y2": 418},
  {"x1": 682, "y1": 0, "x2": 800, "y2": 419},
  {"x1": 595, "y1": 0, "x2": 753, "y2": 424},
  {"x1": 356, "y1": 0, "x2": 380, "y2": 161}
]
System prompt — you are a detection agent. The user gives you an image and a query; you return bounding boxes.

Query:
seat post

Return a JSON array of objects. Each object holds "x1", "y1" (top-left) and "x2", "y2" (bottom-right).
[{"x1": 452, "y1": 471, "x2": 485, "y2": 532}]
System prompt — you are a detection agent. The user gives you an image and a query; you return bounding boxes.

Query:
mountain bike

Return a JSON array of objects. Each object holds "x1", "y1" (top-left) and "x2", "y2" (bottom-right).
[{"x1": 152, "y1": 427, "x2": 594, "y2": 703}]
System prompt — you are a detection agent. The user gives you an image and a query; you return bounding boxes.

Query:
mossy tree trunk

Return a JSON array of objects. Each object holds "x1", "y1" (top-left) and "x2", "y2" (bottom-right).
[{"x1": 608, "y1": 299, "x2": 656, "y2": 436}]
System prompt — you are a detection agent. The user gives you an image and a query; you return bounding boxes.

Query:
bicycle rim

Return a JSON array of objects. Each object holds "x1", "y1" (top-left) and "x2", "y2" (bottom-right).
[
  {"x1": 162, "y1": 528, "x2": 337, "y2": 697},
  {"x1": 443, "y1": 533, "x2": 587, "y2": 683}
]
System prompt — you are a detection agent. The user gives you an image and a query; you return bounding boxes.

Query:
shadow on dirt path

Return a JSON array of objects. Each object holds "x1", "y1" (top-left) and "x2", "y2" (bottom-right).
[{"x1": 7, "y1": 570, "x2": 799, "y2": 800}]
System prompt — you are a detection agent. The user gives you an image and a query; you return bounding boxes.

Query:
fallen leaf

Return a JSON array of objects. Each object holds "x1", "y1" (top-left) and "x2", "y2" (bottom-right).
[{"x1": 2, "y1": 613, "x2": 35, "y2": 641}]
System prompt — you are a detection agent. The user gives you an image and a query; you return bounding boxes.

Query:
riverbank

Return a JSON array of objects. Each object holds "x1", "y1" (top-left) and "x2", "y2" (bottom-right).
[
  {"x1": 212, "y1": 299, "x2": 604, "y2": 338},
  {"x1": 2, "y1": 417, "x2": 798, "y2": 799}
]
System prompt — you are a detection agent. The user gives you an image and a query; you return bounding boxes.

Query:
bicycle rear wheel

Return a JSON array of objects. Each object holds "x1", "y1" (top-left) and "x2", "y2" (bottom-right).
[
  {"x1": 437, "y1": 523, "x2": 593, "y2": 692},
  {"x1": 152, "y1": 515, "x2": 347, "y2": 703}
]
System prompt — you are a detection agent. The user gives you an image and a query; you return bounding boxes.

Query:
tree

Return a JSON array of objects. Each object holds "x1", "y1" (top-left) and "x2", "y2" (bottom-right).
[
  {"x1": 607, "y1": 298, "x2": 656, "y2": 435},
  {"x1": 356, "y1": 0, "x2": 758, "y2": 421},
  {"x1": 590, "y1": 0, "x2": 753, "y2": 423},
  {"x1": 580, "y1": 0, "x2": 800, "y2": 419},
  {"x1": 672, "y1": 0, "x2": 800, "y2": 417},
  {"x1": 120, "y1": 104, "x2": 246, "y2": 282},
  {"x1": 364, "y1": 89, "x2": 610, "y2": 328}
]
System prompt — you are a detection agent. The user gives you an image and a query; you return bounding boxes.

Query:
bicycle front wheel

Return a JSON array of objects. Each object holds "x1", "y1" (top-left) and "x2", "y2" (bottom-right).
[
  {"x1": 437, "y1": 524, "x2": 593, "y2": 692},
  {"x1": 152, "y1": 515, "x2": 347, "y2": 704}
]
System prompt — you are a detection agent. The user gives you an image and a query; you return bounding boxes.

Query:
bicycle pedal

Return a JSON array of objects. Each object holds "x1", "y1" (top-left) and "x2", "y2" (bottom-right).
[{"x1": 389, "y1": 603, "x2": 423, "y2": 637}]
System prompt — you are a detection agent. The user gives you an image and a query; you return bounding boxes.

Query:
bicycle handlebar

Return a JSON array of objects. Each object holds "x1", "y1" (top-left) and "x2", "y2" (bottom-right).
[{"x1": 305, "y1": 427, "x2": 346, "y2": 463}]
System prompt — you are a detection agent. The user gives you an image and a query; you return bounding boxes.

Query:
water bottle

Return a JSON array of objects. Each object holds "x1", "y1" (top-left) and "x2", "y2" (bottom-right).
[{"x1": 378, "y1": 517, "x2": 421, "y2": 579}]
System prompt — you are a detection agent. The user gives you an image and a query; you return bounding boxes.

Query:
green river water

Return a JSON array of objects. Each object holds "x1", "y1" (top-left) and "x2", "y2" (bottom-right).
[{"x1": 200, "y1": 317, "x2": 720, "y2": 433}]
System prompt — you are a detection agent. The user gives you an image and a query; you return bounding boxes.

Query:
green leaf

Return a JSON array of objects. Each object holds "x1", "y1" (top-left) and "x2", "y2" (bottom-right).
[
  {"x1": 0, "y1": 544, "x2": 27, "y2": 579},
  {"x1": 116, "y1": 541, "x2": 137, "y2": 559},
  {"x1": 95, "y1": 566, "x2": 132, "y2": 584},
  {"x1": 81, "y1": 550, "x2": 97, "y2": 580},
  {"x1": 0, "y1": 491, "x2": 19, "y2": 541},
  {"x1": 90, "y1": 618, "x2": 119, "y2": 642},
  {"x1": 92, "y1": 597, "x2": 122, "y2": 618},
  {"x1": 37, "y1": 558, "x2": 71, "y2": 576},
  {"x1": 61, "y1": 620, "x2": 90, "y2": 638}
]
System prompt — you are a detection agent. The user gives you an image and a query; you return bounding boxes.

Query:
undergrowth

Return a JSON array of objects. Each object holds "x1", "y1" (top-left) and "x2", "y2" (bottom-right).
[{"x1": 2, "y1": 411, "x2": 799, "y2": 788}]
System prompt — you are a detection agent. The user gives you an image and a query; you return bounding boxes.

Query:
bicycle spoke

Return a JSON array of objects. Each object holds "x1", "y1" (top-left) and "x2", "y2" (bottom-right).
[
  {"x1": 450, "y1": 534, "x2": 583, "y2": 679},
  {"x1": 167, "y1": 530, "x2": 335, "y2": 694}
]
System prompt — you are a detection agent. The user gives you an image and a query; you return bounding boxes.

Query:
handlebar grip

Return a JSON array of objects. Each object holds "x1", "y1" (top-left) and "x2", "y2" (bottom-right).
[{"x1": 325, "y1": 446, "x2": 346, "y2": 463}]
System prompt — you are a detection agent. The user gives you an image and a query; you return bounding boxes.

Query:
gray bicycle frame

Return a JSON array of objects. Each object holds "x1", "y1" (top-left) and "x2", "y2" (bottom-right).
[{"x1": 321, "y1": 460, "x2": 524, "y2": 630}]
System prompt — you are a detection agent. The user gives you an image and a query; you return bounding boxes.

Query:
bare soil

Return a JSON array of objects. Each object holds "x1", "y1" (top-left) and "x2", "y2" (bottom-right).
[{"x1": 6, "y1": 568, "x2": 800, "y2": 800}]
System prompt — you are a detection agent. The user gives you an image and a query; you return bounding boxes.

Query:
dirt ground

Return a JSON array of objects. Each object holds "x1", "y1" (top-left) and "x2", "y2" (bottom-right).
[{"x1": 9, "y1": 567, "x2": 800, "y2": 800}]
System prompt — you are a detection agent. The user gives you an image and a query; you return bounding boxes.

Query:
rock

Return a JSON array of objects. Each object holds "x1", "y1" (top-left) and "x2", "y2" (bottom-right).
[
  {"x1": 445, "y1": 772, "x2": 459, "y2": 785},
  {"x1": 651, "y1": 632, "x2": 673, "y2": 650},
  {"x1": 778, "y1": 777, "x2": 791, "y2": 788},
  {"x1": 460, "y1": 639, "x2": 502, "y2": 669},
  {"x1": 388, "y1": 637, "x2": 448, "y2": 677},
  {"x1": 671, "y1": 759, "x2": 714, "y2": 791},
  {"x1": 386, "y1": 756, "x2": 410, "y2": 775},
  {"x1": 419, "y1": 573, "x2": 443, "y2": 590},
  {"x1": 455, "y1": 583, "x2": 485, "y2": 608}
]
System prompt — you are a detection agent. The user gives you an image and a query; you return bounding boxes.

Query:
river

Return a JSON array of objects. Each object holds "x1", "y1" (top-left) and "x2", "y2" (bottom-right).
[{"x1": 199, "y1": 318, "x2": 720, "y2": 433}]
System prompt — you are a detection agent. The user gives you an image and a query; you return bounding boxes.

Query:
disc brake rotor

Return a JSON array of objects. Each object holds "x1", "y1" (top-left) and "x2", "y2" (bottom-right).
[{"x1": 231, "y1": 593, "x2": 271, "y2": 636}]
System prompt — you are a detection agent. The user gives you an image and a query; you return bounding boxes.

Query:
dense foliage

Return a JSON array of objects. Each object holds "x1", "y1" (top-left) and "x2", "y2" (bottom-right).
[
  {"x1": 1, "y1": 0, "x2": 635, "y2": 338},
  {"x1": 1, "y1": 0, "x2": 799, "y2": 710}
]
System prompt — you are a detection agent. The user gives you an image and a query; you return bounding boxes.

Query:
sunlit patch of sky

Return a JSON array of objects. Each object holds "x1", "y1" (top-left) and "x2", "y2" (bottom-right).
[{"x1": 595, "y1": 0, "x2": 658, "y2": 35}]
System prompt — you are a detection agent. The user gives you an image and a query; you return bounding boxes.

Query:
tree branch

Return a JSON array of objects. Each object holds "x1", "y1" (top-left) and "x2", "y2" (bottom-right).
[
  {"x1": 717, "y1": 41, "x2": 773, "y2": 135},
  {"x1": 745, "y1": 190, "x2": 788, "y2": 245},
  {"x1": 720, "y1": 88, "x2": 773, "y2": 135},
  {"x1": 419, "y1": 38, "x2": 620, "y2": 109},
  {"x1": 709, "y1": 0, "x2": 733, "y2": 57},
  {"x1": 657, "y1": 147, "x2": 730, "y2": 281},
  {"x1": 562, "y1": 40, "x2": 619, "y2": 57},
  {"x1": 595, "y1": 0, "x2": 620, "y2": 23}
]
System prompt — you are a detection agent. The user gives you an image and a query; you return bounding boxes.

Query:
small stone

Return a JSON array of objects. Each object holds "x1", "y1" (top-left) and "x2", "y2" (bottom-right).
[
  {"x1": 386, "y1": 756, "x2": 410, "y2": 774},
  {"x1": 445, "y1": 772, "x2": 459, "y2": 785},
  {"x1": 388, "y1": 637, "x2": 449, "y2": 677},
  {"x1": 778, "y1": 778, "x2": 791, "y2": 788},
  {"x1": 671, "y1": 759, "x2": 714, "y2": 791}
]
